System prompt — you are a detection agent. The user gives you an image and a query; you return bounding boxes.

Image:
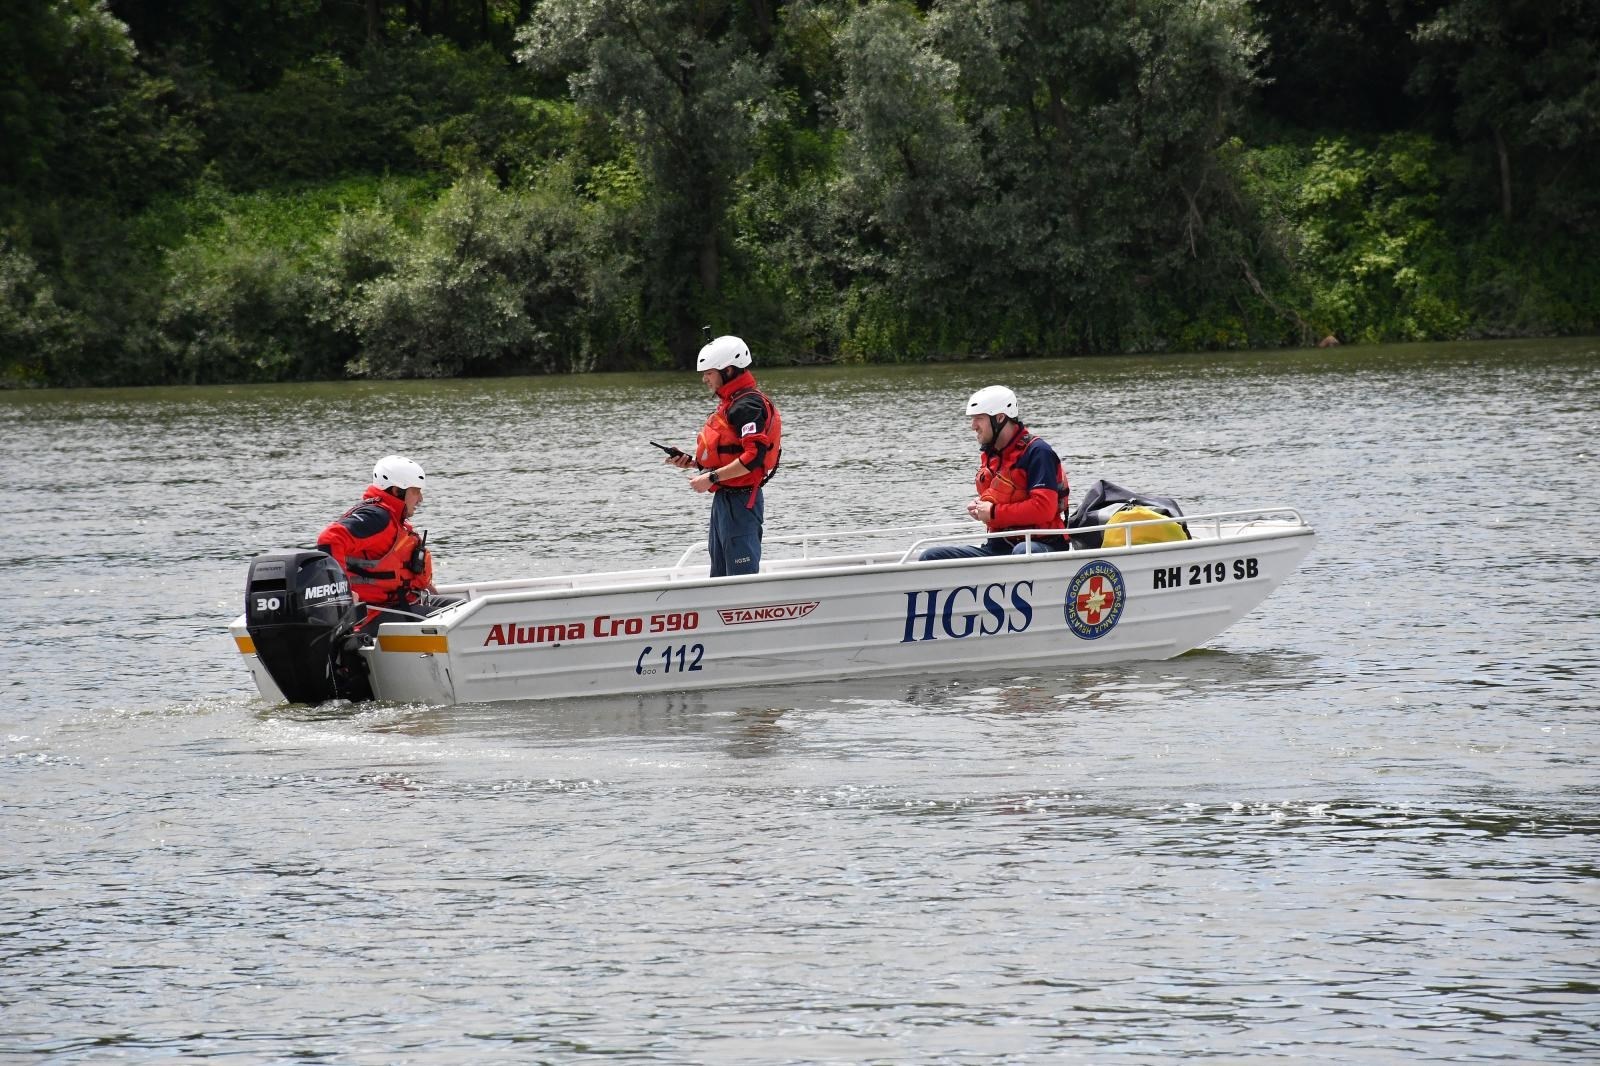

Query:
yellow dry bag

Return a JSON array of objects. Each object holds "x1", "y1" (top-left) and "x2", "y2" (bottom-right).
[{"x1": 1102, "y1": 505, "x2": 1189, "y2": 548}]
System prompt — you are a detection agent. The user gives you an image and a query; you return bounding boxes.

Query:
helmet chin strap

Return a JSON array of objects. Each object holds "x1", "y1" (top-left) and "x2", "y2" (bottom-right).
[{"x1": 984, "y1": 414, "x2": 1007, "y2": 453}]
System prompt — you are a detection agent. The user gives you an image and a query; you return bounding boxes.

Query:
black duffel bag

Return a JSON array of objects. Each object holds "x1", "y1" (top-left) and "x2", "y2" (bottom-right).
[{"x1": 1067, "y1": 478, "x2": 1190, "y2": 550}]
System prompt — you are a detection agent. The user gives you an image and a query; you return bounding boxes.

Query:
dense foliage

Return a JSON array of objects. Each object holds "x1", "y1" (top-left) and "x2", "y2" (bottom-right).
[{"x1": 2, "y1": 0, "x2": 1595, "y2": 386}]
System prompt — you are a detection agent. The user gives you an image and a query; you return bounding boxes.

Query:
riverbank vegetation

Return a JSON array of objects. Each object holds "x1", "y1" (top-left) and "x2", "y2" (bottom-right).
[{"x1": 3, "y1": 0, "x2": 1596, "y2": 386}]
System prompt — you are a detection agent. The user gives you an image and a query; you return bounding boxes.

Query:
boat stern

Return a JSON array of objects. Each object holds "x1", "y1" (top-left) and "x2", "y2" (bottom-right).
[
  {"x1": 229, "y1": 613, "x2": 287, "y2": 704},
  {"x1": 364, "y1": 619, "x2": 458, "y2": 704}
]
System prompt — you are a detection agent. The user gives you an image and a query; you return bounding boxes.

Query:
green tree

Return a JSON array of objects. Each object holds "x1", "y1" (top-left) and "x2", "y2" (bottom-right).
[
  {"x1": 0, "y1": 241, "x2": 84, "y2": 385},
  {"x1": 0, "y1": 0, "x2": 198, "y2": 215},
  {"x1": 516, "y1": 0, "x2": 779, "y2": 365},
  {"x1": 206, "y1": 41, "x2": 575, "y2": 189},
  {"x1": 1245, "y1": 133, "x2": 1469, "y2": 343},
  {"x1": 1410, "y1": 0, "x2": 1600, "y2": 228},
  {"x1": 156, "y1": 218, "x2": 346, "y2": 384},
  {"x1": 824, "y1": 0, "x2": 1264, "y2": 355},
  {"x1": 1250, "y1": 0, "x2": 1435, "y2": 134},
  {"x1": 328, "y1": 172, "x2": 618, "y2": 377},
  {"x1": 112, "y1": 0, "x2": 343, "y2": 90},
  {"x1": 0, "y1": 0, "x2": 200, "y2": 386}
]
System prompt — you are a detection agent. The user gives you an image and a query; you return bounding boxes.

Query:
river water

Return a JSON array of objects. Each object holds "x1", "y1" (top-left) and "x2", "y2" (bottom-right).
[{"x1": 3, "y1": 338, "x2": 1597, "y2": 1063}]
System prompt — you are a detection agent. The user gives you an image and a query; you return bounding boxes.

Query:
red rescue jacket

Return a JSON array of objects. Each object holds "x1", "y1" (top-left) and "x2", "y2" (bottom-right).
[
  {"x1": 976, "y1": 429, "x2": 1069, "y2": 541},
  {"x1": 316, "y1": 486, "x2": 432, "y2": 606},
  {"x1": 696, "y1": 370, "x2": 782, "y2": 501}
]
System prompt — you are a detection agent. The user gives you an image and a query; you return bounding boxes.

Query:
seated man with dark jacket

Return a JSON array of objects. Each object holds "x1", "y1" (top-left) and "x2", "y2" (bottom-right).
[{"x1": 919, "y1": 386, "x2": 1070, "y2": 560}]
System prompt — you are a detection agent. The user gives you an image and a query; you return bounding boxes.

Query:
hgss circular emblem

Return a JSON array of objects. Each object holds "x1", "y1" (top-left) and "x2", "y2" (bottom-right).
[{"x1": 1065, "y1": 559, "x2": 1125, "y2": 640}]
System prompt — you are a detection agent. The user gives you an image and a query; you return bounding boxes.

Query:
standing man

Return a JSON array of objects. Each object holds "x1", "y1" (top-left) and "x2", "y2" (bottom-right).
[
  {"x1": 317, "y1": 455, "x2": 440, "y2": 623},
  {"x1": 919, "y1": 386, "x2": 1069, "y2": 560},
  {"x1": 664, "y1": 334, "x2": 783, "y2": 577}
]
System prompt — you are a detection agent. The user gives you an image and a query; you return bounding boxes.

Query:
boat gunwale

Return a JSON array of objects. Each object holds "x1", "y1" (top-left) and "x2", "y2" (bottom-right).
[{"x1": 409, "y1": 507, "x2": 1313, "y2": 628}]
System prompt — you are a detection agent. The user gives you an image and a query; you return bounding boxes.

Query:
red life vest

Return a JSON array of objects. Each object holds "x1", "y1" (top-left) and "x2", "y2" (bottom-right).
[
  {"x1": 695, "y1": 370, "x2": 782, "y2": 499},
  {"x1": 976, "y1": 429, "x2": 1069, "y2": 538},
  {"x1": 316, "y1": 486, "x2": 433, "y2": 606}
]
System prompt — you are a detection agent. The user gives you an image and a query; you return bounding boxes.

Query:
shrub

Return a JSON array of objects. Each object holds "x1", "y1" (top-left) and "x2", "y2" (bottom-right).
[
  {"x1": 330, "y1": 171, "x2": 628, "y2": 378},
  {"x1": 0, "y1": 240, "x2": 84, "y2": 387}
]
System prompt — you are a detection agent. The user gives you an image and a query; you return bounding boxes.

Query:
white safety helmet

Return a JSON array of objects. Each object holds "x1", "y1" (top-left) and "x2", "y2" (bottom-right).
[
  {"x1": 372, "y1": 454, "x2": 426, "y2": 492},
  {"x1": 965, "y1": 385, "x2": 1019, "y2": 420},
  {"x1": 696, "y1": 334, "x2": 752, "y2": 372}
]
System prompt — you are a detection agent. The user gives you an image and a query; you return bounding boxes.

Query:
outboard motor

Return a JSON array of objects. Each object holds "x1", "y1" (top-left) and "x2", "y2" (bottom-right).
[{"x1": 244, "y1": 550, "x2": 372, "y2": 703}]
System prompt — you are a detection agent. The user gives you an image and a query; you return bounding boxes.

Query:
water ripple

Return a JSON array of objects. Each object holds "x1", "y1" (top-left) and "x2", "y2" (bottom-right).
[{"x1": 3, "y1": 342, "x2": 1598, "y2": 1062}]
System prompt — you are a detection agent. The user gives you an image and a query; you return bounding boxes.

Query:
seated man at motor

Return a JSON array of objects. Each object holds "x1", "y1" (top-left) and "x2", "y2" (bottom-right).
[
  {"x1": 919, "y1": 386, "x2": 1070, "y2": 560},
  {"x1": 317, "y1": 455, "x2": 454, "y2": 627}
]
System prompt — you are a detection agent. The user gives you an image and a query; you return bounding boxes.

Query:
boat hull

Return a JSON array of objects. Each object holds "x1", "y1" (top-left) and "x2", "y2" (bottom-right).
[{"x1": 232, "y1": 512, "x2": 1313, "y2": 705}]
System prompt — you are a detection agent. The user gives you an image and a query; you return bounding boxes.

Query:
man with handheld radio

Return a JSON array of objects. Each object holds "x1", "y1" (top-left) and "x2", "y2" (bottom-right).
[{"x1": 659, "y1": 333, "x2": 783, "y2": 578}]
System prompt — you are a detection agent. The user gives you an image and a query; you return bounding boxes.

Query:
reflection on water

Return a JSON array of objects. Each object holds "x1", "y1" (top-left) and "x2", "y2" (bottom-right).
[
  {"x1": 3, "y1": 339, "x2": 1598, "y2": 1062},
  {"x1": 351, "y1": 649, "x2": 1320, "y2": 758}
]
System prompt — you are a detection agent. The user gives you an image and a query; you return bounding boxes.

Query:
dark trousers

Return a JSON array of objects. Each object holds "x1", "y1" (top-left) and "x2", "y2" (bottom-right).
[
  {"x1": 918, "y1": 539, "x2": 1059, "y2": 561},
  {"x1": 708, "y1": 487, "x2": 764, "y2": 577}
]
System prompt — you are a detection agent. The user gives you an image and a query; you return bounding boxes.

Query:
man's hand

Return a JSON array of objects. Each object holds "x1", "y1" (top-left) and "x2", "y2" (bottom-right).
[
  {"x1": 965, "y1": 498, "x2": 995, "y2": 523},
  {"x1": 666, "y1": 453, "x2": 693, "y2": 469},
  {"x1": 690, "y1": 472, "x2": 715, "y2": 494}
]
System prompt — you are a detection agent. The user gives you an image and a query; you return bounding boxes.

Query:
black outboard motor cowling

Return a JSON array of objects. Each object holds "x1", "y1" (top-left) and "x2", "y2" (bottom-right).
[{"x1": 244, "y1": 550, "x2": 371, "y2": 703}]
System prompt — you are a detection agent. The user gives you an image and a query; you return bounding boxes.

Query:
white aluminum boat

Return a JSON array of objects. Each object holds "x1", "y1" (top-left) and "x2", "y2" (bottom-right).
[{"x1": 231, "y1": 507, "x2": 1315, "y2": 706}]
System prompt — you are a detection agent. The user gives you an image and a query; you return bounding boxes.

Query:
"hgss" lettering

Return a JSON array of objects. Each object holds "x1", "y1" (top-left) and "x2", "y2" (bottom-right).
[{"x1": 901, "y1": 581, "x2": 1033, "y2": 643}]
